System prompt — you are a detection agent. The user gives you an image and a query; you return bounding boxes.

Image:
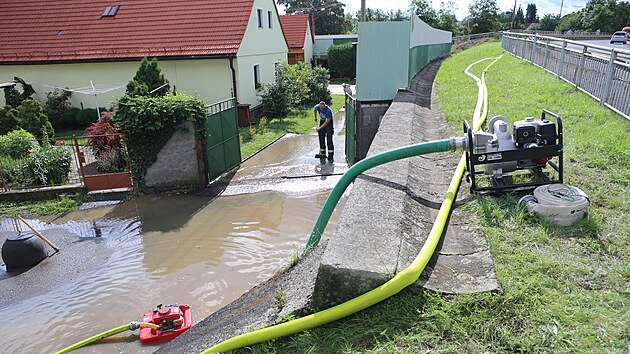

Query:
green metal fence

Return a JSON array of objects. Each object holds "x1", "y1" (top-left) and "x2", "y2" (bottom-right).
[
  {"x1": 205, "y1": 98, "x2": 241, "y2": 181},
  {"x1": 345, "y1": 93, "x2": 356, "y2": 165}
]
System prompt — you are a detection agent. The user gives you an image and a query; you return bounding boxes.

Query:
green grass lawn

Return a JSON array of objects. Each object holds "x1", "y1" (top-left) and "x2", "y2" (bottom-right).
[
  {"x1": 239, "y1": 40, "x2": 629, "y2": 353},
  {"x1": 54, "y1": 129, "x2": 89, "y2": 145},
  {"x1": 0, "y1": 194, "x2": 84, "y2": 217},
  {"x1": 239, "y1": 95, "x2": 344, "y2": 159}
]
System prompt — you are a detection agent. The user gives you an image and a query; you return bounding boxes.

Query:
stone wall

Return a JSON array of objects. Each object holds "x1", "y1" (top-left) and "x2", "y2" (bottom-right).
[{"x1": 145, "y1": 121, "x2": 200, "y2": 190}]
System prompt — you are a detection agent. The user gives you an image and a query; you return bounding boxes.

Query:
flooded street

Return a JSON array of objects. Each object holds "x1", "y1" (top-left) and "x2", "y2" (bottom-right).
[{"x1": 0, "y1": 110, "x2": 349, "y2": 353}]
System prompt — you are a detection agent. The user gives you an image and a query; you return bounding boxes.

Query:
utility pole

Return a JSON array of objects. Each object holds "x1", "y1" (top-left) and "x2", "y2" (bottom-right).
[
  {"x1": 511, "y1": 0, "x2": 517, "y2": 29},
  {"x1": 360, "y1": 0, "x2": 366, "y2": 22},
  {"x1": 559, "y1": 0, "x2": 564, "y2": 19}
]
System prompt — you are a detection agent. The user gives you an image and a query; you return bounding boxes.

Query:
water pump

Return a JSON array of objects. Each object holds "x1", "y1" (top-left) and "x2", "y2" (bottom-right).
[{"x1": 464, "y1": 109, "x2": 563, "y2": 193}]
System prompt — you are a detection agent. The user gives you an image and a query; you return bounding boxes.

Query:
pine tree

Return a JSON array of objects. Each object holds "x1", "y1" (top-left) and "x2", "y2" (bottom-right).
[{"x1": 126, "y1": 57, "x2": 170, "y2": 97}]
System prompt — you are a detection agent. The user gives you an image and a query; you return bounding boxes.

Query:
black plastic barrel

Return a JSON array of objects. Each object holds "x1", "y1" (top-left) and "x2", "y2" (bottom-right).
[{"x1": 2, "y1": 231, "x2": 48, "y2": 271}]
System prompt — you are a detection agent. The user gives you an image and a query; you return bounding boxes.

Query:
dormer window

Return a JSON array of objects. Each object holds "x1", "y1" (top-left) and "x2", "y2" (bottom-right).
[{"x1": 102, "y1": 5, "x2": 119, "y2": 17}]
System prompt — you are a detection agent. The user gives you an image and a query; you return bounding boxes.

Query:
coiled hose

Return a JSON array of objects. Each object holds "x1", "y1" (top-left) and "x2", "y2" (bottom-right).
[{"x1": 518, "y1": 184, "x2": 589, "y2": 225}]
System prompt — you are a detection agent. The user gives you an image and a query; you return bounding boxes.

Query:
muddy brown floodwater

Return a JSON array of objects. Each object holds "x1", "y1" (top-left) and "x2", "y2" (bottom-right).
[
  {"x1": 0, "y1": 111, "x2": 349, "y2": 354},
  {"x1": 0, "y1": 191, "x2": 347, "y2": 354}
]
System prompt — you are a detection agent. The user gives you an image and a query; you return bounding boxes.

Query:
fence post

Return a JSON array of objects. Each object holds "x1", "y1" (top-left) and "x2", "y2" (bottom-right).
[
  {"x1": 600, "y1": 50, "x2": 617, "y2": 106},
  {"x1": 530, "y1": 35, "x2": 536, "y2": 63},
  {"x1": 543, "y1": 40, "x2": 550, "y2": 69},
  {"x1": 73, "y1": 135, "x2": 86, "y2": 184},
  {"x1": 575, "y1": 46, "x2": 587, "y2": 89},
  {"x1": 557, "y1": 41, "x2": 567, "y2": 78}
]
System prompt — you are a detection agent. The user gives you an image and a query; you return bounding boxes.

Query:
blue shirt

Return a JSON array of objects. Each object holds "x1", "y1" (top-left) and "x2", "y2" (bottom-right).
[{"x1": 314, "y1": 105, "x2": 333, "y2": 121}]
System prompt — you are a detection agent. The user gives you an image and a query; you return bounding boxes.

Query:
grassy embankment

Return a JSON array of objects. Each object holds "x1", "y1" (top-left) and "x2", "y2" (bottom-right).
[
  {"x1": 240, "y1": 40, "x2": 629, "y2": 353},
  {"x1": 239, "y1": 94, "x2": 344, "y2": 159}
]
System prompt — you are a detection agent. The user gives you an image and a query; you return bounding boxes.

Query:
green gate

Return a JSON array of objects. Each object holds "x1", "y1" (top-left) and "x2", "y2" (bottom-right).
[
  {"x1": 345, "y1": 93, "x2": 356, "y2": 165},
  {"x1": 205, "y1": 98, "x2": 241, "y2": 181}
]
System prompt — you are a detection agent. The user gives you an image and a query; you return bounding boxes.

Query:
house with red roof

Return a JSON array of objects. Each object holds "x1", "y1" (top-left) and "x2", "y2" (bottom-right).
[
  {"x1": 0, "y1": 0, "x2": 288, "y2": 111},
  {"x1": 279, "y1": 14, "x2": 314, "y2": 65}
]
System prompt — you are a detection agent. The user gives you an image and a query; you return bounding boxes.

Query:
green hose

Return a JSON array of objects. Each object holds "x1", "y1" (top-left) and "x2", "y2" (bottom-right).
[
  {"x1": 305, "y1": 138, "x2": 452, "y2": 251},
  {"x1": 200, "y1": 56, "x2": 503, "y2": 353},
  {"x1": 54, "y1": 324, "x2": 129, "y2": 354}
]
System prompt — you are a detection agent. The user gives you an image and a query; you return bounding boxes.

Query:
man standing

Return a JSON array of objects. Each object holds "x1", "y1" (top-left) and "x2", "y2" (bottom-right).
[{"x1": 314, "y1": 101, "x2": 334, "y2": 163}]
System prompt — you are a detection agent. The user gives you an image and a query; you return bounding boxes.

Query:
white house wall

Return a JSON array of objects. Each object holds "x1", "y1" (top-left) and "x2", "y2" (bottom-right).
[
  {"x1": 236, "y1": 0, "x2": 288, "y2": 106},
  {"x1": 0, "y1": 58, "x2": 233, "y2": 108},
  {"x1": 304, "y1": 22, "x2": 314, "y2": 66}
]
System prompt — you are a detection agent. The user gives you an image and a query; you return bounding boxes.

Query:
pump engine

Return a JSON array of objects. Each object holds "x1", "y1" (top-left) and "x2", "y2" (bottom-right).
[
  {"x1": 464, "y1": 109, "x2": 563, "y2": 193},
  {"x1": 139, "y1": 303, "x2": 193, "y2": 344}
]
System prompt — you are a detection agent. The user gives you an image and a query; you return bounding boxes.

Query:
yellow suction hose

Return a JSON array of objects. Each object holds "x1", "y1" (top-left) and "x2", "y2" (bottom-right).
[
  {"x1": 200, "y1": 56, "x2": 503, "y2": 353},
  {"x1": 54, "y1": 322, "x2": 159, "y2": 354}
]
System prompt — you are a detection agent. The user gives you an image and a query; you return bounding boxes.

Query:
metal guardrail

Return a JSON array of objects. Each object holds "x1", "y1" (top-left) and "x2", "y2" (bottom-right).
[
  {"x1": 453, "y1": 32, "x2": 501, "y2": 43},
  {"x1": 502, "y1": 31, "x2": 630, "y2": 121}
]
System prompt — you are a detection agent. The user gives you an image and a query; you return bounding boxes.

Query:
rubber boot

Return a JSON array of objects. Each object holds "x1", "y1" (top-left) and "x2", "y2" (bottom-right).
[{"x1": 327, "y1": 152, "x2": 334, "y2": 163}]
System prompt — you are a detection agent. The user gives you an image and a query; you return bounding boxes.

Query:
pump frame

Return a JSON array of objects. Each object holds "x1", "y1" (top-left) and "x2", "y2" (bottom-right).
[{"x1": 464, "y1": 110, "x2": 563, "y2": 193}]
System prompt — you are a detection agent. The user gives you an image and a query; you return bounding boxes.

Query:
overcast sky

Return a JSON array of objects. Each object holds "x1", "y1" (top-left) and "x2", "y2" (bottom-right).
[{"x1": 338, "y1": 0, "x2": 588, "y2": 21}]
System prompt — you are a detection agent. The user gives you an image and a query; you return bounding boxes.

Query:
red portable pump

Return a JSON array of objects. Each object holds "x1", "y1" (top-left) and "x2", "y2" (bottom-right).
[{"x1": 139, "y1": 303, "x2": 193, "y2": 344}]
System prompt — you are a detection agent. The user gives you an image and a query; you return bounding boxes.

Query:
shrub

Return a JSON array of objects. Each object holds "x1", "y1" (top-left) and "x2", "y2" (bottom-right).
[
  {"x1": 261, "y1": 61, "x2": 331, "y2": 116},
  {"x1": 3, "y1": 77, "x2": 36, "y2": 108},
  {"x1": 97, "y1": 147, "x2": 127, "y2": 173},
  {"x1": 0, "y1": 155, "x2": 25, "y2": 187},
  {"x1": 84, "y1": 111, "x2": 122, "y2": 157},
  {"x1": 77, "y1": 108, "x2": 99, "y2": 126},
  {"x1": 262, "y1": 81, "x2": 291, "y2": 118},
  {"x1": 62, "y1": 107, "x2": 81, "y2": 129},
  {"x1": 0, "y1": 129, "x2": 38, "y2": 159},
  {"x1": 0, "y1": 105, "x2": 20, "y2": 135},
  {"x1": 327, "y1": 43, "x2": 355, "y2": 79},
  {"x1": 16, "y1": 99, "x2": 53, "y2": 141},
  {"x1": 45, "y1": 89, "x2": 72, "y2": 114},
  {"x1": 22, "y1": 146, "x2": 72, "y2": 186},
  {"x1": 307, "y1": 65, "x2": 332, "y2": 106}
]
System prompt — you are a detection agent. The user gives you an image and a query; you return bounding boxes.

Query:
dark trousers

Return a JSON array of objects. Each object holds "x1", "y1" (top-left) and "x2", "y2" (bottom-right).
[{"x1": 318, "y1": 121, "x2": 334, "y2": 157}]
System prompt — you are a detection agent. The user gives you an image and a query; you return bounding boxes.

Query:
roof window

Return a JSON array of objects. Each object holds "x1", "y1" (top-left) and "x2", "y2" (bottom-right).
[{"x1": 102, "y1": 5, "x2": 119, "y2": 17}]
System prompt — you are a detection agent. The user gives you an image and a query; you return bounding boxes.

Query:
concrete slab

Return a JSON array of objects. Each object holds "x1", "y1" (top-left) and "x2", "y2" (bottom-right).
[{"x1": 313, "y1": 60, "x2": 500, "y2": 308}]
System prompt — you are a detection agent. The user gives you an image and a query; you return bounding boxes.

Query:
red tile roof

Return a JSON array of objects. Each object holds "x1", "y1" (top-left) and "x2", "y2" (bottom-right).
[
  {"x1": 279, "y1": 14, "x2": 313, "y2": 49},
  {"x1": 0, "y1": 0, "x2": 255, "y2": 63}
]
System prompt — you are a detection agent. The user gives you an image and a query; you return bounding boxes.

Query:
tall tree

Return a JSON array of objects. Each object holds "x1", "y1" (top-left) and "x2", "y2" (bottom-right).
[
  {"x1": 514, "y1": 5, "x2": 525, "y2": 28},
  {"x1": 437, "y1": 1, "x2": 459, "y2": 34},
  {"x1": 412, "y1": 0, "x2": 439, "y2": 27},
  {"x1": 525, "y1": 3, "x2": 538, "y2": 23},
  {"x1": 279, "y1": 0, "x2": 351, "y2": 34},
  {"x1": 581, "y1": 0, "x2": 627, "y2": 32},
  {"x1": 539, "y1": 13, "x2": 560, "y2": 31},
  {"x1": 469, "y1": 0, "x2": 499, "y2": 33},
  {"x1": 557, "y1": 12, "x2": 583, "y2": 32},
  {"x1": 387, "y1": 9, "x2": 409, "y2": 21}
]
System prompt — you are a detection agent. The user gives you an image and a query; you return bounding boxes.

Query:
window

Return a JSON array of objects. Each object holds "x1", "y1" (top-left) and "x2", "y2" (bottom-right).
[
  {"x1": 102, "y1": 5, "x2": 119, "y2": 17},
  {"x1": 253, "y1": 64, "x2": 261, "y2": 89},
  {"x1": 274, "y1": 61, "x2": 280, "y2": 77},
  {"x1": 257, "y1": 9, "x2": 263, "y2": 28},
  {"x1": 267, "y1": 10, "x2": 273, "y2": 28}
]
